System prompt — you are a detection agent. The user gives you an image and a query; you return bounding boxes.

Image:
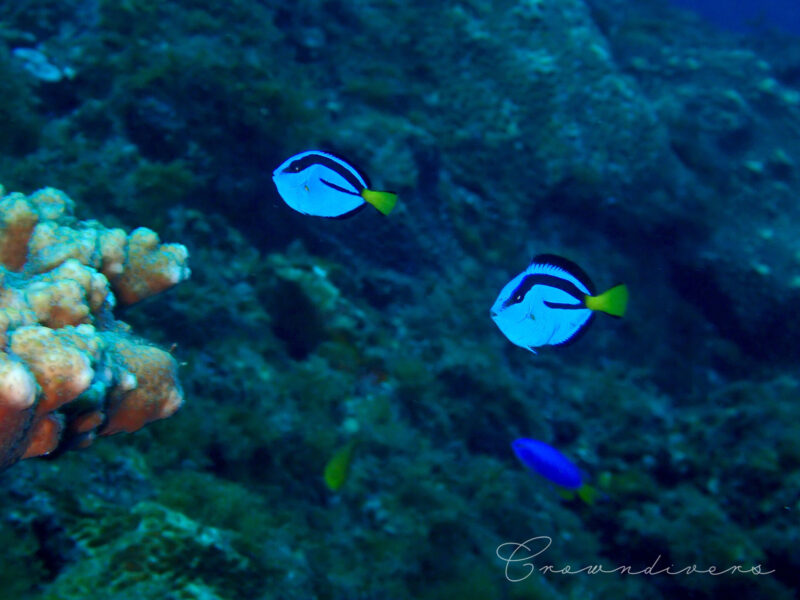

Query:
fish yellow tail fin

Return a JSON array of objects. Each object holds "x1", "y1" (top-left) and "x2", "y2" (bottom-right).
[
  {"x1": 361, "y1": 189, "x2": 398, "y2": 215},
  {"x1": 585, "y1": 284, "x2": 628, "y2": 317},
  {"x1": 556, "y1": 484, "x2": 597, "y2": 504}
]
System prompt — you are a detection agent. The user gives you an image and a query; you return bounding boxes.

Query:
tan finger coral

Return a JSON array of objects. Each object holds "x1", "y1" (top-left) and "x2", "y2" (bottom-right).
[
  {"x1": 10, "y1": 325, "x2": 95, "y2": 414},
  {"x1": 0, "y1": 352, "x2": 38, "y2": 469},
  {"x1": 111, "y1": 227, "x2": 191, "y2": 305},
  {"x1": 0, "y1": 194, "x2": 39, "y2": 270},
  {"x1": 99, "y1": 335, "x2": 183, "y2": 436},
  {"x1": 0, "y1": 184, "x2": 190, "y2": 470}
]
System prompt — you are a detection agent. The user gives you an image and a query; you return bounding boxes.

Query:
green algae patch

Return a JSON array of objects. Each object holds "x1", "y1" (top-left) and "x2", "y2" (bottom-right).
[{"x1": 40, "y1": 502, "x2": 266, "y2": 600}]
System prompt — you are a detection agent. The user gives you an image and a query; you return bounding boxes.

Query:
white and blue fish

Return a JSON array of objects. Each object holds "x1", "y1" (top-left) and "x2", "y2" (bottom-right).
[
  {"x1": 491, "y1": 254, "x2": 628, "y2": 352},
  {"x1": 273, "y1": 150, "x2": 397, "y2": 218}
]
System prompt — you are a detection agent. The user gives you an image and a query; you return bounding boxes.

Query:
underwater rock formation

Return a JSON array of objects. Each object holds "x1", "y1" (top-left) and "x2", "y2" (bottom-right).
[{"x1": 0, "y1": 185, "x2": 189, "y2": 470}]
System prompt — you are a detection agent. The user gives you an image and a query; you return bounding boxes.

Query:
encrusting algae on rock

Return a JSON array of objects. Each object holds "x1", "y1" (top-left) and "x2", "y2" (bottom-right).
[{"x1": 0, "y1": 184, "x2": 190, "y2": 470}]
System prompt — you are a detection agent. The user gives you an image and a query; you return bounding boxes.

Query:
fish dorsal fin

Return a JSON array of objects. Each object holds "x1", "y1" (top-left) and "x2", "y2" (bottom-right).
[{"x1": 531, "y1": 254, "x2": 596, "y2": 295}]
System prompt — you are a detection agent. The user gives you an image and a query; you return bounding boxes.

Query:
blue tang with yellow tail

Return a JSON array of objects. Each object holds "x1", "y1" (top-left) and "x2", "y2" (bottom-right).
[
  {"x1": 512, "y1": 438, "x2": 596, "y2": 503},
  {"x1": 273, "y1": 150, "x2": 398, "y2": 218},
  {"x1": 491, "y1": 254, "x2": 628, "y2": 353}
]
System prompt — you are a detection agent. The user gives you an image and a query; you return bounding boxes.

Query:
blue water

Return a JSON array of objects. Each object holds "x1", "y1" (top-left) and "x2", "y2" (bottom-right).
[{"x1": 669, "y1": 0, "x2": 800, "y2": 35}]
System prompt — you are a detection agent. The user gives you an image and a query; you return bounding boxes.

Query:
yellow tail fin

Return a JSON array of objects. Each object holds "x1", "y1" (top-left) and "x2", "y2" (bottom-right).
[
  {"x1": 557, "y1": 484, "x2": 598, "y2": 504},
  {"x1": 361, "y1": 189, "x2": 398, "y2": 215},
  {"x1": 585, "y1": 284, "x2": 628, "y2": 317}
]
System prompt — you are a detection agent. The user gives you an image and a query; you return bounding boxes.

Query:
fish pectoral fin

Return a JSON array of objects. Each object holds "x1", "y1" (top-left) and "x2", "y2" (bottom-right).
[
  {"x1": 361, "y1": 189, "x2": 398, "y2": 215},
  {"x1": 584, "y1": 284, "x2": 628, "y2": 317}
]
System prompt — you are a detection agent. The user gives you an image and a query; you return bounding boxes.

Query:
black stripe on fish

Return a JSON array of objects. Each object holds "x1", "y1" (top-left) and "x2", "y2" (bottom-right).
[
  {"x1": 320, "y1": 178, "x2": 362, "y2": 197},
  {"x1": 502, "y1": 274, "x2": 587, "y2": 309},
  {"x1": 543, "y1": 300, "x2": 584, "y2": 310},
  {"x1": 286, "y1": 153, "x2": 366, "y2": 193},
  {"x1": 531, "y1": 254, "x2": 595, "y2": 295}
]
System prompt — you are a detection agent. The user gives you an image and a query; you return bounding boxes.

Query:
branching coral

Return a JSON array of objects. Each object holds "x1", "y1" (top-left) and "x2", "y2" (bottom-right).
[{"x1": 0, "y1": 185, "x2": 190, "y2": 470}]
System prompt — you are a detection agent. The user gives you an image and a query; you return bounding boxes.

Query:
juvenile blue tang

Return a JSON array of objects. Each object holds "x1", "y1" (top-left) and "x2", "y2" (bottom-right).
[
  {"x1": 491, "y1": 254, "x2": 627, "y2": 353},
  {"x1": 512, "y1": 438, "x2": 596, "y2": 503},
  {"x1": 273, "y1": 150, "x2": 398, "y2": 218}
]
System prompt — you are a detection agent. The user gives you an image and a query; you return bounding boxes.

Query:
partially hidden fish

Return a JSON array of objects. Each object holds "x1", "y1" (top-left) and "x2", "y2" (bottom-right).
[
  {"x1": 273, "y1": 150, "x2": 397, "y2": 218},
  {"x1": 491, "y1": 254, "x2": 628, "y2": 353},
  {"x1": 324, "y1": 439, "x2": 357, "y2": 492}
]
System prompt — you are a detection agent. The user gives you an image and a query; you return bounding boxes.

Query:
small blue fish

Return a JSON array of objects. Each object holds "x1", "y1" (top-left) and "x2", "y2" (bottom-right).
[
  {"x1": 512, "y1": 438, "x2": 596, "y2": 503},
  {"x1": 491, "y1": 254, "x2": 628, "y2": 353},
  {"x1": 273, "y1": 150, "x2": 397, "y2": 218}
]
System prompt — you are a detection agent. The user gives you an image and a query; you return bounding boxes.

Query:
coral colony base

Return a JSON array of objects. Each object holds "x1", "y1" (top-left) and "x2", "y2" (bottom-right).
[{"x1": 0, "y1": 185, "x2": 189, "y2": 470}]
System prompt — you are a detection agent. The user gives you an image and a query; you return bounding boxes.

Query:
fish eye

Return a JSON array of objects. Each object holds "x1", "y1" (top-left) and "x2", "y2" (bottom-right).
[
  {"x1": 286, "y1": 161, "x2": 303, "y2": 173},
  {"x1": 501, "y1": 293, "x2": 524, "y2": 309}
]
